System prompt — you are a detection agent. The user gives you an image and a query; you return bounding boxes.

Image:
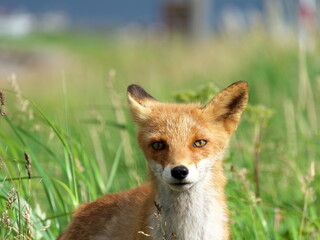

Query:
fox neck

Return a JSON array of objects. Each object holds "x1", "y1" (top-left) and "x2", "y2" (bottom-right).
[{"x1": 148, "y1": 162, "x2": 228, "y2": 240}]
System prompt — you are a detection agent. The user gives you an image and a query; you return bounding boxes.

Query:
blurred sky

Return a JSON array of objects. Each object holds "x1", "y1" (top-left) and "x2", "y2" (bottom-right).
[{"x1": 0, "y1": 0, "x2": 266, "y2": 28}]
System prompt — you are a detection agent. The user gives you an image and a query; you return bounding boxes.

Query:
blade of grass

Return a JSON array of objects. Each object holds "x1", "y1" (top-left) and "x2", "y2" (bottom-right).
[
  {"x1": 28, "y1": 98, "x2": 79, "y2": 204},
  {"x1": 105, "y1": 143, "x2": 123, "y2": 193},
  {"x1": 52, "y1": 178, "x2": 78, "y2": 207}
]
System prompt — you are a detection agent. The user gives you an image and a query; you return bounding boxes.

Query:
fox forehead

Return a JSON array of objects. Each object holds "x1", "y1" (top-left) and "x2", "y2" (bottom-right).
[{"x1": 140, "y1": 103, "x2": 211, "y2": 140}]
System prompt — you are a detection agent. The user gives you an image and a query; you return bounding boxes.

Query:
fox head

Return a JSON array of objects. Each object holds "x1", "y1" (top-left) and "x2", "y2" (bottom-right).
[{"x1": 127, "y1": 82, "x2": 248, "y2": 191}]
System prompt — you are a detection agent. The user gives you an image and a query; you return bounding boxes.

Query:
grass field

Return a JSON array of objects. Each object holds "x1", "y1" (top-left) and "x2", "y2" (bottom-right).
[{"x1": 0, "y1": 31, "x2": 319, "y2": 239}]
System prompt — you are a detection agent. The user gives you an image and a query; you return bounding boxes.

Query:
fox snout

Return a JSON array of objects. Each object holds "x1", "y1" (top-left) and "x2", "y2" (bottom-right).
[{"x1": 171, "y1": 165, "x2": 189, "y2": 180}]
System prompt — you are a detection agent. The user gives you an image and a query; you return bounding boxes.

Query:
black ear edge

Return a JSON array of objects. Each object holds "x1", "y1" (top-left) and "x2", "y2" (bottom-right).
[
  {"x1": 227, "y1": 81, "x2": 248, "y2": 89},
  {"x1": 127, "y1": 84, "x2": 156, "y2": 101}
]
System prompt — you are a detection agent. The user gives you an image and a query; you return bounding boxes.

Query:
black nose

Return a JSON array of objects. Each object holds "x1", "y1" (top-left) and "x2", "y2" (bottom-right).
[{"x1": 171, "y1": 165, "x2": 189, "y2": 180}]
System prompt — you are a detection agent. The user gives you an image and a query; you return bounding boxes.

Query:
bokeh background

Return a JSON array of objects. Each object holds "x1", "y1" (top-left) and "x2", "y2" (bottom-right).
[{"x1": 0, "y1": 0, "x2": 319, "y2": 239}]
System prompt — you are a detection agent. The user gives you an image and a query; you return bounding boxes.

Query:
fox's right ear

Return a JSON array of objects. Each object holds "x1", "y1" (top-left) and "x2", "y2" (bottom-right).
[{"x1": 127, "y1": 84, "x2": 157, "y2": 122}]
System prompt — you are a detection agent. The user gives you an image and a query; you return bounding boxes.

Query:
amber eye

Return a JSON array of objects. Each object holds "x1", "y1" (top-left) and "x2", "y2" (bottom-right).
[
  {"x1": 193, "y1": 140, "x2": 207, "y2": 148},
  {"x1": 152, "y1": 142, "x2": 165, "y2": 150}
]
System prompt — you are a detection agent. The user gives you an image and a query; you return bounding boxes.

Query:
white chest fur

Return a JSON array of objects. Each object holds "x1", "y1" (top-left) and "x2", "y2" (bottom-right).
[{"x1": 149, "y1": 182, "x2": 227, "y2": 240}]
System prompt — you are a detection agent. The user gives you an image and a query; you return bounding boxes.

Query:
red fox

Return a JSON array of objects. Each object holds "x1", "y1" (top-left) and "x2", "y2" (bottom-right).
[{"x1": 57, "y1": 81, "x2": 249, "y2": 240}]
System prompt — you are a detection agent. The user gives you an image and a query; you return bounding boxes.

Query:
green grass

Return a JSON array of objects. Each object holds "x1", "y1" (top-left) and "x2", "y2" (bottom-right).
[{"x1": 0, "y1": 31, "x2": 319, "y2": 239}]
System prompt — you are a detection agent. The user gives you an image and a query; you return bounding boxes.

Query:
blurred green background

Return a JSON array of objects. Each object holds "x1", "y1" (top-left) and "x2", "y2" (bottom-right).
[{"x1": 0, "y1": 1, "x2": 319, "y2": 239}]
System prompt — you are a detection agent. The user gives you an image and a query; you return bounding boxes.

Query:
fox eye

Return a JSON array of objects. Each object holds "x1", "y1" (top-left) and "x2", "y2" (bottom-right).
[
  {"x1": 151, "y1": 142, "x2": 165, "y2": 150},
  {"x1": 193, "y1": 140, "x2": 207, "y2": 148}
]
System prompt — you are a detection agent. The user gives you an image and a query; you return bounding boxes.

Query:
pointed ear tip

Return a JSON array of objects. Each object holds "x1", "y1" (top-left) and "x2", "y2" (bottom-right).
[
  {"x1": 228, "y1": 81, "x2": 249, "y2": 94},
  {"x1": 127, "y1": 84, "x2": 141, "y2": 94},
  {"x1": 232, "y1": 81, "x2": 248, "y2": 88},
  {"x1": 127, "y1": 84, "x2": 157, "y2": 102}
]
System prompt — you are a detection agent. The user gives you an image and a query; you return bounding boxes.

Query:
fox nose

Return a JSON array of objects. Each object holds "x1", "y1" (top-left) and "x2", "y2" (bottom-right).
[{"x1": 171, "y1": 165, "x2": 189, "y2": 180}]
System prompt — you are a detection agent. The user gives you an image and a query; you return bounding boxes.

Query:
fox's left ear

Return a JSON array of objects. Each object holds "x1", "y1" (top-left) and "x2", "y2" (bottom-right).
[
  {"x1": 202, "y1": 81, "x2": 249, "y2": 134},
  {"x1": 127, "y1": 84, "x2": 157, "y2": 123}
]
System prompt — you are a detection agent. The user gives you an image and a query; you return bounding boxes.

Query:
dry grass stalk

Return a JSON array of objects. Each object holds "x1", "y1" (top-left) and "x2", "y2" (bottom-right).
[
  {"x1": 246, "y1": 104, "x2": 273, "y2": 200},
  {"x1": 1, "y1": 189, "x2": 18, "y2": 238},
  {"x1": 283, "y1": 99, "x2": 298, "y2": 156},
  {"x1": 1, "y1": 210, "x2": 15, "y2": 237},
  {"x1": 48, "y1": 129, "x2": 55, "y2": 142},
  {"x1": 231, "y1": 167, "x2": 261, "y2": 204},
  {"x1": 152, "y1": 201, "x2": 177, "y2": 240},
  {"x1": 75, "y1": 158, "x2": 84, "y2": 173},
  {"x1": 0, "y1": 89, "x2": 6, "y2": 116},
  {"x1": 138, "y1": 231, "x2": 151, "y2": 237},
  {"x1": 299, "y1": 161, "x2": 315, "y2": 201},
  {"x1": 298, "y1": 42, "x2": 318, "y2": 134},
  {"x1": 6, "y1": 188, "x2": 17, "y2": 210},
  {"x1": 153, "y1": 201, "x2": 166, "y2": 239},
  {"x1": 24, "y1": 152, "x2": 32, "y2": 179},
  {"x1": 106, "y1": 70, "x2": 137, "y2": 180},
  {"x1": 22, "y1": 203, "x2": 33, "y2": 239},
  {"x1": 89, "y1": 126, "x2": 107, "y2": 176},
  {"x1": 0, "y1": 90, "x2": 5, "y2": 106},
  {"x1": 90, "y1": 110, "x2": 107, "y2": 131},
  {"x1": 298, "y1": 161, "x2": 316, "y2": 239},
  {"x1": 273, "y1": 208, "x2": 283, "y2": 230},
  {"x1": 9, "y1": 73, "x2": 34, "y2": 120},
  {"x1": 253, "y1": 123, "x2": 262, "y2": 198},
  {"x1": 39, "y1": 225, "x2": 50, "y2": 231},
  {"x1": 0, "y1": 157, "x2": 4, "y2": 169},
  {"x1": 13, "y1": 234, "x2": 32, "y2": 240}
]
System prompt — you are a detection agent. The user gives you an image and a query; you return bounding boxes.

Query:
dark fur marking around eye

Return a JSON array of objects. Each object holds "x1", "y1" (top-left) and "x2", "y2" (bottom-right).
[{"x1": 128, "y1": 84, "x2": 156, "y2": 101}]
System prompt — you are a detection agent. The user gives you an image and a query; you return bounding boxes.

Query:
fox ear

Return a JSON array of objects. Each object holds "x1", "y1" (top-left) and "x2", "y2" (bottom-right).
[
  {"x1": 127, "y1": 84, "x2": 157, "y2": 122},
  {"x1": 202, "y1": 81, "x2": 249, "y2": 134}
]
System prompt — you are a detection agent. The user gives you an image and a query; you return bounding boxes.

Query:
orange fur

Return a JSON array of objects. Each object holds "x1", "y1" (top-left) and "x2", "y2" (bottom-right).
[{"x1": 58, "y1": 81, "x2": 249, "y2": 240}]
